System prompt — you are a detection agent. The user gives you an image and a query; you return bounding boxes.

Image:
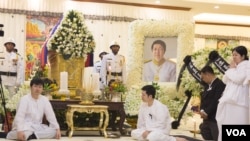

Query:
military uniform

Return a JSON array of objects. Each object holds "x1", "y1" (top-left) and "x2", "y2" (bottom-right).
[
  {"x1": 100, "y1": 53, "x2": 126, "y2": 86},
  {"x1": 94, "y1": 60, "x2": 103, "y2": 89},
  {"x1": 143, "y1": 59, "x2": 176, "y2": 82},
  {"x1": 0, "y1": 38, "x2": 24, "y2": 97},
  {"x1": 94, "y1": 60, "x2": 102, "y2": 73}
]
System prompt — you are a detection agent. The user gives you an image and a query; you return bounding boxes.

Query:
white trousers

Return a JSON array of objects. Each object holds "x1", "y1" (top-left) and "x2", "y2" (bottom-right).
[
  {"x1": 131, "y1": 129, "x2": 175, "y2": 141},
  {"x1": 6, "y1": 124, "x2": 57, "y2": 140}
]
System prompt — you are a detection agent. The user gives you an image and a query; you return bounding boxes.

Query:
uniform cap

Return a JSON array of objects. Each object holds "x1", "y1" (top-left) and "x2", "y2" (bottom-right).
[
  {"x1": 4, "y1": 38, "x2": 16, "y2": 47},
  {"x1": 110, "y1": 41, "x2": 120, "y2": 48},
  {"x1": 99, "y1": 51, "x2": 108, "y2": 58}
]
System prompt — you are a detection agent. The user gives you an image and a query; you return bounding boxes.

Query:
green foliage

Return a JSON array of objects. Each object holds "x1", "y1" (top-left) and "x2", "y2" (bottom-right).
[{"x1": 152, "y1": 82, "x2": 160, "y2": 99}]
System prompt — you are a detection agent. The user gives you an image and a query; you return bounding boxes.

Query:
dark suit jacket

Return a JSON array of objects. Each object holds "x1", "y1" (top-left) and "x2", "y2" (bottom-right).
[{"x1": 200, "y1": 78, "x2": 225, "y2": 122}]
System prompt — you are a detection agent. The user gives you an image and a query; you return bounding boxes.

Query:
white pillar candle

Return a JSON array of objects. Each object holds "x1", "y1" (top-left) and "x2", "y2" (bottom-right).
[
  {"x1": 60, "y1": 71, "x2": 68, "y2": 90},
  {"x1": 83, "y1": 67, "x2": 93, "y2": 92},
  {"x1": 58, "y1": 71, "x2": 70, "y2": 95}
]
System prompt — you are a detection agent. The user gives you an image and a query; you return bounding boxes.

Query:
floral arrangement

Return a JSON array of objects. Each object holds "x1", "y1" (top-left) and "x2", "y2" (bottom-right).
[
  {"x1": 42, "y1": 78, "x2": 58, "y2": 94},
  {"x1": 5, "y1": 84, "x2": 30, "y2": 112},
  {"x1": 105, "y1": 79, "x2": 127, "y2": 93},
  {"x1": 126, "y1": 20, "x2": 194, "y2": 88},
  {"x1": 124, "y1": 82, "x2": 188, "y2": 118},
  {"x1": 0, "y1": 86, "x2": 11, "y2": 115},
  {"x1": 180, "y1": 45, "x2": 236, "y2": 97},
  {"x1": 47, "y1": 10, "x2": 95, "y2": 60},
  {"x1": 124, "y1": 20, "x2": 194, "y2": 118}
]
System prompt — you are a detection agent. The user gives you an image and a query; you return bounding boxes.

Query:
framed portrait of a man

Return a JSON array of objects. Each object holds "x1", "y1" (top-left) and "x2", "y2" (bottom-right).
[{"x1": 142, "y1": 37, "x2": 177, "y2": 82}]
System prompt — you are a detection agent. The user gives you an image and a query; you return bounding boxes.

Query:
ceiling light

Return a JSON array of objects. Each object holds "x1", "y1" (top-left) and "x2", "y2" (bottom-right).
[
  {"x1": 214, "y1": 5, "x2": 220, "y2": 9},
  {"x1": 155, "y1": 0, "x2": 160, "y2": 4},
  {"x1": 194, "y1": 13, "x2": 250, "y2": 25}
]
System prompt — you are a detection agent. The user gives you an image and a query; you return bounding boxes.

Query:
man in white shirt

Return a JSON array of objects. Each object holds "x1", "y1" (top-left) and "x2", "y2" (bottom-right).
[
  {"x1": 131, "y1": 85, "x2": 187, "y2": 141},
  {"x1": 6, "y1": 77, "x2": 61, "y2": 140},
  {"x1": 100, "y1": 41, "x2": 126, "y2": 86},
  {"x1": 0, "y1": 38, "x2": 24, "y2": 97}
]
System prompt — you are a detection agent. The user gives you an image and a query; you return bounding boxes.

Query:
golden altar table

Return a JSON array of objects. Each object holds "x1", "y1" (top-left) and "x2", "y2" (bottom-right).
[
  {"x1": 50, "y1": 100, "x2": 126, "y2": 134},
  {"x1": 66, "y1": 105, "x2": 109, "y2": 138}
]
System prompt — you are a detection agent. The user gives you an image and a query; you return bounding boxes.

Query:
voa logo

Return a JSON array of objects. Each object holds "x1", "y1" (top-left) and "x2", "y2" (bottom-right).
[{"x1": 226, "y1": 129, "x2": 246, "y2": 136}]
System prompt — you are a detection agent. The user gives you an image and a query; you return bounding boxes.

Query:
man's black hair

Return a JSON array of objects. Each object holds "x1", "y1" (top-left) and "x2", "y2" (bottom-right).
[
  {"x1": 200, "y1": 65, "x2": 214, "y2": 74},
  {"x1": 141, "y1": 85, "x2": 156, "y2": 98},
  {"x1": 30, "y1": 77, "x2": 44, "y2": 87}
]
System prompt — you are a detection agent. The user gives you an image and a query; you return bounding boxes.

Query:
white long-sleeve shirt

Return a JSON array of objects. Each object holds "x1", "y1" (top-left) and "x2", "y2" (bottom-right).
[
  {"x1": 137, "y1": 100, "x2": 172, "y2": 135},
  {"x1": 131, "y1": 99, "x2": 176, "y2": 141},
  {"x1": 12, "y1": 94, "x2": 60, "y2": 131}
]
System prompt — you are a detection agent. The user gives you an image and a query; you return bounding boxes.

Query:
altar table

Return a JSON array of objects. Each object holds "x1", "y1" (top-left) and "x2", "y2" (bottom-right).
[
  {"x1": 66, "y1": 105, "x2": 109, "y2": 138},
  {"x1": 50, "y1": 100, "x2": 126, "y2": 134}
]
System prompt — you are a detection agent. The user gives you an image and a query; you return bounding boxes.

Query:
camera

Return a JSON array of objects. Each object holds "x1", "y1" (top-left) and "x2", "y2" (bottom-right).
[{"x1": 0, "y1": 24, "x2": 4, "y2": 37}]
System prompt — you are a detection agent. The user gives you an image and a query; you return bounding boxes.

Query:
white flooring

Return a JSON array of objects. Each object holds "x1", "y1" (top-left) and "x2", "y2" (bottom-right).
[
  {"x1": 0, "y1": 114, "x2": 204, "y2": 141},
  {"x1": 0, "y1": 127, "x2": 203, "y2": 141}
]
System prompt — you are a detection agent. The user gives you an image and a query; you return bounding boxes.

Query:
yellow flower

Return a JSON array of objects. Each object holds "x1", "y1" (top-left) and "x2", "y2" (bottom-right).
[{"x1": 105, "y1": 80, "x2": 127, "y2": 93}]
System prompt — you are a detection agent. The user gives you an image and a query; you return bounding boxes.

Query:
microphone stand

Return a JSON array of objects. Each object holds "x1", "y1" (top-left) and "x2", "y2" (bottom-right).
[{"x1": 0, "y1": 75, "x2": 10, "y2": 132}]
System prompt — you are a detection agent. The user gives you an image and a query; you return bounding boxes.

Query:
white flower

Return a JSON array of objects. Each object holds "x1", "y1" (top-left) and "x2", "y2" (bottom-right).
[
  {"x1": 47, "y1": 10, "x2": 95, "y2": 60},
  {"x1": 124, "y1": 20, "x2": 194, "y2": 116},
  {"x1": 180, "y1": 45, "x2": 238, "y2": 96},
  {"x1": 5, "y1": 84, "x2": 31, "y2": 112}
]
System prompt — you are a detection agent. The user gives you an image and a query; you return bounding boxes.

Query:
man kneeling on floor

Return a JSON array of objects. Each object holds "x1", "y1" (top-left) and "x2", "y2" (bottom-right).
[
  {"x1": 6, "y1": 78, "x2": 61, "y2": 140},
  {"x1": 131, "y1": 85, "x2": 188, "y2": 141}
]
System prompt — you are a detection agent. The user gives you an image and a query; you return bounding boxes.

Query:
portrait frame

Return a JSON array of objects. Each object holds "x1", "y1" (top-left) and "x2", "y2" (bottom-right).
[
  {"x1": 143, "y1": 37, "x2": 178, "y2": 82},
  {"x1": 126, "y1": 20, "x2": 194, "y2": 88},
  {"x1": 144, "y1": 37, "x2": 177, "y2": 62}
]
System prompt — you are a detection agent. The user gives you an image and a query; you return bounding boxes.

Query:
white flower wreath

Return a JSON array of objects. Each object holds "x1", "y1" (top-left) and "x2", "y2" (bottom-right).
[{"x1": 181, "y1": 45, "x2": 235, "y2": 97}]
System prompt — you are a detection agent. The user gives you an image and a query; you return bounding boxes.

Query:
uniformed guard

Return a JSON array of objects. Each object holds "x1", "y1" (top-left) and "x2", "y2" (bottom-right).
[
  {"x1": 94, "y1": 51, "x2": 108, "y2": 89},
  {"x1": 100, "y1": 41, "x2": 126, "y2": 86},
  {"x1": 0, "y1": 38, "x2": 24, "y2": 97},
  {"x1": 94, "y1": 51, "x2": 108, "y2": 73}
]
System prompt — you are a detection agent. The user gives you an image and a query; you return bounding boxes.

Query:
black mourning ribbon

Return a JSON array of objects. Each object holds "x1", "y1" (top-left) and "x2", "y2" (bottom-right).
[
  {"x1": 172, "y1": 90, "x2": 192, "y2": 129},
  {"x1": 206, "y1": 50, "x2": 229, "y2": 74},
  {"x1": 176, "y1": 55, "x2": 204, "y2": 91}
]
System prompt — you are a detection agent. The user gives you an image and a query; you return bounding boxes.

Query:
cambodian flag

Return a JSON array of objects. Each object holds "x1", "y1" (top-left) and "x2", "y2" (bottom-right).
[
  {"x1": 40, "y1": 18, "x2": 62, "y2": 68},
  {"x1": 85, "y1": 52, "x2": 94, "y2": 67}
]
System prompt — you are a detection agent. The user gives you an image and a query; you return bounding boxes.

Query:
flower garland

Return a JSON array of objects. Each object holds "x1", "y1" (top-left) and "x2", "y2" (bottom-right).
[{"x1": 47, "y1": 10, "x2": 95, "y2": 60}]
